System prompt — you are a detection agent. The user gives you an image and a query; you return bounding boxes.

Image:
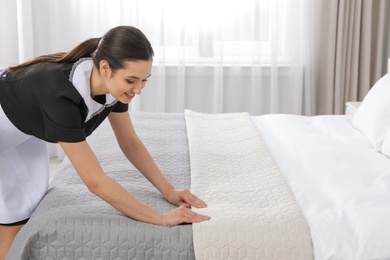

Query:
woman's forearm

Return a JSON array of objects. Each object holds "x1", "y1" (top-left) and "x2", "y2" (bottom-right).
[
  {"x1": 60, "y1": 141, "x2": 166, "y2": 226},
  {"x1": 89, "y1": 174, "x2": 166, "y2": 225},
  {"x1": 119, "y1": 137, "x2": 174, "y2": 196},
  {"x1": 108, "y1": 112, "x2": 175, "y2": 197}
]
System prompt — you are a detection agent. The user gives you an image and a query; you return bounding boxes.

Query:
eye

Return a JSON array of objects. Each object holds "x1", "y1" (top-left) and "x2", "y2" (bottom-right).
[{"x1": 126, "y1": 79, "x2": 135, "y2": 84}]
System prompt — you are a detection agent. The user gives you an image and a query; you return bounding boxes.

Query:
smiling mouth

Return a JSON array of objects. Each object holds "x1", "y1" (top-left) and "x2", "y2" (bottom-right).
[{"x1": 125, "y1": 92, "x2": 135, "y2": 97}]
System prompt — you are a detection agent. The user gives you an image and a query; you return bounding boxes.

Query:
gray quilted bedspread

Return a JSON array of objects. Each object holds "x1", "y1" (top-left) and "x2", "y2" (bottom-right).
[{"x1": 8, "y1": 112, "x2": 195, "y2": 260}]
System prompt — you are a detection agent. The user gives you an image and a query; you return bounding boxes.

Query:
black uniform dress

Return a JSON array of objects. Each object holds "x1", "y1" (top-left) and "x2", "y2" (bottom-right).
[{"x1": 0, "y1": 57, "x2": 128, "y2": 224}]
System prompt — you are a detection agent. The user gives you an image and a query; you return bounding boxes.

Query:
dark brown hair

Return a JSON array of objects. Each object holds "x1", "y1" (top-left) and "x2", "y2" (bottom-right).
[{"x1": 8, "y1": 26, "x2": 154, "y2": 74}]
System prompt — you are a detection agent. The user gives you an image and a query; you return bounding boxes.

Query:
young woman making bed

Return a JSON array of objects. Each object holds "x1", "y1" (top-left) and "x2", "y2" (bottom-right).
[{"x1": 0, "y1": 25, "x2": 210, "y2": 259}]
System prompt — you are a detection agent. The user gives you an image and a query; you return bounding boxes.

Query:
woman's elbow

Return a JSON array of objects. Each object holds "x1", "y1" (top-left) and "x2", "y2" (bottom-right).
[
  {"x1": 83, "y1": 176, "x2": 107, "y2": 196},
  {"x1": 85, "y1": 180, "x2": 100, "y2": 194},
  {"x1": 117, "y1": 135, "x2": 140, "y2": 152}
]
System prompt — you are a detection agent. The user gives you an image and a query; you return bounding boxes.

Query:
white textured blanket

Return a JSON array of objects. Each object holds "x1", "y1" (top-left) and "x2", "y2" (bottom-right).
[{"x1": 185, "y1": 110, "x2": 313, "y2": 260}]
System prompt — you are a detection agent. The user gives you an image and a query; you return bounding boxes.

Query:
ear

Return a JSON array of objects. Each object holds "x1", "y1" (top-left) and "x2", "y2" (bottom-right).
[{"x1": 99, "y1": 60, "x2": 111, "y2": 78}]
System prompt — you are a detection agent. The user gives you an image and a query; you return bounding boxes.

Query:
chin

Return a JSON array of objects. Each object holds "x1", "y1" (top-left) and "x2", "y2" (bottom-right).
[{"x1": 119, "y1": 96, "x2": 133, "y2": 104}]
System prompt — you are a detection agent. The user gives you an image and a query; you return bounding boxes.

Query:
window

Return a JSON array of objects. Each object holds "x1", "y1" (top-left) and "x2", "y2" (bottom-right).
[{"x1": 135, "y1": 0, "x2": 298, "y2": 65}]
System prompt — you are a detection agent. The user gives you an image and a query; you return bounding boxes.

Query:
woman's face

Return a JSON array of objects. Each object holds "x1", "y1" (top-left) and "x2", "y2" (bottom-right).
[{"x1": 105, "y1": 59, "x2": 152, "y2": 104}]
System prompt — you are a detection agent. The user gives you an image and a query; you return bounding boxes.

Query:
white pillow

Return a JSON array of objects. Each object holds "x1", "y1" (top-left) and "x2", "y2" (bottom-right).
[
  {"x1": 352, "y1": 73, "x2": 390, "y2": 151},
  {"x1": 381, "y1": 128, "x2": 390, "y2": 157}
]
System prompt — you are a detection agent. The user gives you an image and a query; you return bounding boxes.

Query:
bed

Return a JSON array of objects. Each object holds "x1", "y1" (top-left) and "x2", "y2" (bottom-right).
[{"x1": 7, "y1": 73, "x2": 390, "y2": 260}]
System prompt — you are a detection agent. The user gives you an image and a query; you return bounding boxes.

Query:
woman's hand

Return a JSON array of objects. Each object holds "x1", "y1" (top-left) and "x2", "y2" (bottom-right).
[
  {"x1": 161, "y1": 189, "x2": 211, "y2": 227},
  {"x1": 164, "y1": 189, "x2": 208, "y2": 209},
  {"x1": 161, "y1": 205, "x2": 211, "y2": 227}
]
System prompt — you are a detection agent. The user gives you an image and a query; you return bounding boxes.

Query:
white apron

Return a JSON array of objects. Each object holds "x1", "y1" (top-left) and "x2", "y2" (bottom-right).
[{"x1": 0, "y1": 104, "x2": 49, "y2": 224}]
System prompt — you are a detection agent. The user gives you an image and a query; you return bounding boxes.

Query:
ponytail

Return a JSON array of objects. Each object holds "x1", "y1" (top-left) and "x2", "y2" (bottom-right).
[
  {"x1": 8, "y1": 38, "x2": 100, "y2": 72},
  {"x1": 8, "y1": 26, "x2": 154, "y2": 75}
]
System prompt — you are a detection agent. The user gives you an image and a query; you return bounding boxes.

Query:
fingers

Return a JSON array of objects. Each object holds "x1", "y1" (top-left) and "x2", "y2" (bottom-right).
[
  {"x1": 177, "y1": 201, "x2": 191, "y2": 208},
  {"x1": 162, "y1": 206, "x2": 211, "y2": 227},
  {"x1": 177, "y1": 205, "x2": 211, "y2": 224},
  {"x1": 179, "y1": 189, "x2": 208, "y2": 208}
]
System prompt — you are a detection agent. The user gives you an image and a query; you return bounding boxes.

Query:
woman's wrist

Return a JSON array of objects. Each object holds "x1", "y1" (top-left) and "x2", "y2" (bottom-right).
[{"x1": 159, "y1": 182, "x2": 175, "y2": 199}]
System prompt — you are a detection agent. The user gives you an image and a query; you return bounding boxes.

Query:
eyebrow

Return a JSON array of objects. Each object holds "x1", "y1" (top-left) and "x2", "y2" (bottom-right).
[{"x1": 126, "y1": 74, "x2": 152, "y2": 80}]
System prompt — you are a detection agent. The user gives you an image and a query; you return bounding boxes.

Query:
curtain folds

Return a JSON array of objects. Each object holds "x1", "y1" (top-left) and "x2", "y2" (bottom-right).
[
  {"x1": 15, "y1": 0, "x2": 34, "y2": 62},
  {"x1": 315, "y1": 0, "x2": 389, "y2": 115}
]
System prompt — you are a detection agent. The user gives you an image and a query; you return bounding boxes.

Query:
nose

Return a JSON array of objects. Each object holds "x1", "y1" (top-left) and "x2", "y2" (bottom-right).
[
  {"x1": 132, "y1": 82, "x2": 143, "y2": 95},
  {"x1": 133, "y1": 87, "x2": 141, "y2": 95}
]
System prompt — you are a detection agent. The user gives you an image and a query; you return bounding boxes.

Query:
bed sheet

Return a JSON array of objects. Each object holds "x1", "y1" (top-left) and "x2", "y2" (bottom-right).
[{"x1": 252, "y1": 114, "x2": 390, "y2": 260}]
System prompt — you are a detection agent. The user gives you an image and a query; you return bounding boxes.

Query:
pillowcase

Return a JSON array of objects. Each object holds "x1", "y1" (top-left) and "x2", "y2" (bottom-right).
[{"x1": 352, "y1": 73, "x2": 390, "y2": 151}]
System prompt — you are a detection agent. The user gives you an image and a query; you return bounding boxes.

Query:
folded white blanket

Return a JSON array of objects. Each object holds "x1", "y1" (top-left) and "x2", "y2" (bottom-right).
[{"x1": 185, "y1": 110, "x2": 313, "y2": 259}]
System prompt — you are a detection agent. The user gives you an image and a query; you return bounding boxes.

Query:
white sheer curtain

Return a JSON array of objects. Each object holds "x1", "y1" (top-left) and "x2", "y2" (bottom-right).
[
  {"x1": 137, "y1": 0, "x2": 307, "y2": 115},
  {"x1": 0, "y1": 0, "x2": 32, "y2": 65},
  {"x1": 0, "y1": 0, "x2": 312, "y2": 115}
]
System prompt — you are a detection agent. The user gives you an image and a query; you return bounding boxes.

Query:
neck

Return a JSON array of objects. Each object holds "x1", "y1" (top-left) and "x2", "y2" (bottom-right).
[{"x1": 90, "y1": 66, "x2": 107, "y2": 97}]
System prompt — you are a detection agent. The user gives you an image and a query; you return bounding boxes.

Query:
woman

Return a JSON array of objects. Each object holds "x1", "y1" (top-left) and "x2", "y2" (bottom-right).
[{"x1": 0, "y1": 25, "x2": 210, "y2": 258}]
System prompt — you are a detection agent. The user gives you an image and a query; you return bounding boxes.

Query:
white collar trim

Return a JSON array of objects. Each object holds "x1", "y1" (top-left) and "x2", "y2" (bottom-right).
[{"x1": 69, "y1": 58, "x2": 117, "y2": 122}]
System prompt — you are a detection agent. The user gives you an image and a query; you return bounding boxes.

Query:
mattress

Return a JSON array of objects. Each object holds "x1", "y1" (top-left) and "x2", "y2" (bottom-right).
[{"x1": 7, "y1": 112, "x2": 390, "y2": 259}]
